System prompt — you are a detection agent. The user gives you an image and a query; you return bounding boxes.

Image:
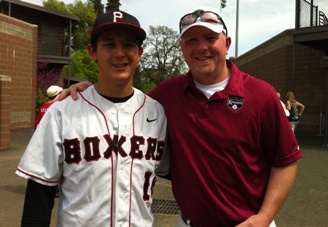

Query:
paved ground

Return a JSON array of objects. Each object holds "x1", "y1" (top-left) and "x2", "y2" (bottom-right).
[{"x1": 0, "y1": 129, "x2": 327, "y2": 227}]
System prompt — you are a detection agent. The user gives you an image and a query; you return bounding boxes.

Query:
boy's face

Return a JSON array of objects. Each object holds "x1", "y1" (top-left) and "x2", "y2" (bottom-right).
[{"x1": 88, "y1": 29, "x2": 143, "y2": 87}]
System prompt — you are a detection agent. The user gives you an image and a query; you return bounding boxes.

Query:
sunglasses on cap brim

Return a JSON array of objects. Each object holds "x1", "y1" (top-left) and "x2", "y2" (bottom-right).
[{"x1": 179, "y1": 10, "x2": 228, "y2": 36}]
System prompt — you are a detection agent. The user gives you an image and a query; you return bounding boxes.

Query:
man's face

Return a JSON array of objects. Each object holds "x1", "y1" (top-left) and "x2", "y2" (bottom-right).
[
  {"x1": 180, "y1": 26, "x2": 231, "y2": 84},
  {"x1": 88, "y1": 29, "x2": 143, "y2": 87}
]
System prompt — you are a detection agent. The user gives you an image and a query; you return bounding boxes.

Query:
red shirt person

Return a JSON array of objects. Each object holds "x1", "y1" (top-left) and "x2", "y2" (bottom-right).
[
  {"x1": 34, "y1": 85, "x2": 63, "y2": 129},
  {"x1": 150, "y1": 8, "x2": 302, "y2": 226}
]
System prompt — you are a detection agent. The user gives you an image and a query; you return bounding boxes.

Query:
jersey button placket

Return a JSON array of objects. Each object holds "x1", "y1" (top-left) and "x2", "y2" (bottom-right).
[
  {"x1": 111, "y1": 109, "x2": 119, "y2": 129},
  {"x1": 116, "y1": 167, "x2": 130, "y2": 225}
]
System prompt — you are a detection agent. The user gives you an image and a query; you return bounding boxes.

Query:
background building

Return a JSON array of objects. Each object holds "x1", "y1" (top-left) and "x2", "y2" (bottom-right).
[
  {"x1": 0, "y1": 0, "x2": 79, "y2": 149},
  {"x1": 234, "y1": 0, "x2": 328, "y2": 144}
]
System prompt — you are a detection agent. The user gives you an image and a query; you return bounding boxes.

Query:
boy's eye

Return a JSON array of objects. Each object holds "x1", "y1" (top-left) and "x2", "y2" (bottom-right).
[
  {"x1": 125, "y1": 42, "x2": 137, "y2": 47},
  {"x1": 103, "y1": 42, "x2": 114, "y2": 46}
]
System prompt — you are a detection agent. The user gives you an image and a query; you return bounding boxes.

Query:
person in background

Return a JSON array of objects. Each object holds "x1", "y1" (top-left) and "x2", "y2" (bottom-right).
[
  {"x1": 16, "y1": 10, "x2": 168, "y2": 226},
  {"x1": 34, "y1": 85, "x2": 63, "y2": 129},
  {"x1": 286, "y1": 91, "x2": 305, "y2": 132},
  {"x1": 277, "y1": 92, "x2": 290, "y2": 117},
  {"x1": 59, "y1": 7, "x2": 303, "y2": 227}
]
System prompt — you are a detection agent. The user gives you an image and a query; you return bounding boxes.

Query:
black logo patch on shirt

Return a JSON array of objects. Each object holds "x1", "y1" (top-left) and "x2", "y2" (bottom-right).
[{"x1": 227, "y1": 96, "x2": 244, "y2": 112}]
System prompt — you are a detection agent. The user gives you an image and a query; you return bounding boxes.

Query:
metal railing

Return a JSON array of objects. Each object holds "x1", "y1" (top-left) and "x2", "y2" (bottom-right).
[
  {"x1": 297, "y1": 0, "x2": 328, "y2": 28},
  {"x1": 319, "y1": 111, "x2": 325, "y2": 135}
]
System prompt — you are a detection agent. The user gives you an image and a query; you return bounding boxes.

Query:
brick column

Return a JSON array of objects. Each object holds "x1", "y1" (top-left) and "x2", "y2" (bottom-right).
[{"x1": 0, "y1": 75, "x2": 11, "y2": 150}]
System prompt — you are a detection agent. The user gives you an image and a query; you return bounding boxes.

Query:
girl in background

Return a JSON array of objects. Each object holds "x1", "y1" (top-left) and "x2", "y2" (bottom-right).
[{"x1": 286, "y1": 91, "x2": 305, "y2": 132}]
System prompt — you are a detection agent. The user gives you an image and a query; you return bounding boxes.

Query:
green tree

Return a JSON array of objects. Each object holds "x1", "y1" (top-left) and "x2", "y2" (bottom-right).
[
  {"x1": 42, "y1": 0, "x2": 70, "y2": 13},
  {"x1": 89, "y1": 0, "x2": 104, "y2": 15},
  {"x1": 105, "y1": 0, "x2": 121, "y2": 12},
  {"x1": 140, "y1": 26, "x2": 188, "y2": 86},
  {"x1": 43, "y1": 0, "x2": 96, "y2": 51},
  {"x1": 64, "y1": 49, "x2": 98, "y2": 83},
  {"x1": 133, "y1": 66, "x2": 156, "y2": 94}
]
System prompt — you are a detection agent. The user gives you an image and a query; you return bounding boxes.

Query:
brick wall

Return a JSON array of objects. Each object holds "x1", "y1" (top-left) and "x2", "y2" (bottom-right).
[
  {"x1": 234, "y1": 29, "x2": 327, "y2": 133},
  {"x1": 0, "y1": 75, "x2": 11, "y2": 149},
  {"x1": 293, "y1": 44, "x2": 326, "y2": 132},
  {"x1": 1, "y1": 3, "x2": 70, "y2": 88},
  {"x1": 0, "y1": 14, "x2": 37, "y2": 149}
]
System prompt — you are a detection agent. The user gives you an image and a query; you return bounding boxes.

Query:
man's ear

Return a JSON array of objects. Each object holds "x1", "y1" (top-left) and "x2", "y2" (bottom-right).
[
  {"x1": 225, "y1": 36, "x2": 232, "y2": 55},
  {"x1": 179, "y1": 39, "x2": 184, "y2": 52}
]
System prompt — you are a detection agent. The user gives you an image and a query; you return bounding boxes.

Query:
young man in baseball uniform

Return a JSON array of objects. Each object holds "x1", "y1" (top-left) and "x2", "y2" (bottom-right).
[{"x1": 16, "y1": 10, "x2": 168, "y2": 227}]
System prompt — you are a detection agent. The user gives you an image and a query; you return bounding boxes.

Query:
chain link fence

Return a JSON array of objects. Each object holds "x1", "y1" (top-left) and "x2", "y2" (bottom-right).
[{"x1": 297, "y1": 0, "x2": 328, "y2": 28}]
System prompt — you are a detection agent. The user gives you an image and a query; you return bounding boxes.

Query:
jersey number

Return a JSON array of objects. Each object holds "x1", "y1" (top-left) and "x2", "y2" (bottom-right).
[{"x1": 143, "y1": 171, "x2": 156, "y2": 201}]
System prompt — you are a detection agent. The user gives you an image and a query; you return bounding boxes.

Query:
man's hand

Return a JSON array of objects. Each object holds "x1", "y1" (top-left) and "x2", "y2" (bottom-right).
[
  {"x1": 54, "y1": 81, "x2": 92, "y2": 102},
  {"x1": 235, "y1": 214, "x2": 272, "y2": 227}
]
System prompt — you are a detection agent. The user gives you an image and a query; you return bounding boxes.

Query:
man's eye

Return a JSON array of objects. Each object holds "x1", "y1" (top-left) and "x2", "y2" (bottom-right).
[
  {"x1": 186, "y1": 38, "x2": 197, "y2": 43},
  {"x1": 207, "y1": 37, "x2": 218, "y2": 41}
]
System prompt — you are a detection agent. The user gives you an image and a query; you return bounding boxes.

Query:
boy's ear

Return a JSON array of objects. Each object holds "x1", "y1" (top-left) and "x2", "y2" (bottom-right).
[
  {"x1": 87, "y1": 44, "x2": 97, "y2": 61},
  {"x1": 140, "y1": 46, "x2": 144, "y2": 54},
  {"x1": 138, "y1": 46, "x2": 144, "y2": 60}
]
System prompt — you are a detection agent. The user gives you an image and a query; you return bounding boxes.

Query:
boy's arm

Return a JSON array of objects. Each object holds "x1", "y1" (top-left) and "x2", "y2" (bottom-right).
[{"x1": 21, "y1": 180, "x2": 56, "y2": 227}]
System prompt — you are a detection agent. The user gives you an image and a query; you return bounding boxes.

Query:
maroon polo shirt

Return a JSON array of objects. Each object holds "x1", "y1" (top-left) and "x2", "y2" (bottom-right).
[{"x1": 149, "y1": 60, "x2": 302, "y2": 226}]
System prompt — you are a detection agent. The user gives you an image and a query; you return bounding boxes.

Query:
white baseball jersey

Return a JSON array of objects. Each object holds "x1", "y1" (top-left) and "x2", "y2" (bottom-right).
[{"x1": 16, "y1": 86, "x2": 168, "y2": 227}]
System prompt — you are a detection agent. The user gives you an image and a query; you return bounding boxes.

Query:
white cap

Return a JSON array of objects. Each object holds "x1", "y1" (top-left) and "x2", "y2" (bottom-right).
[
  {"x1": 47, "y1": 85, "x2": 63, "y2": 98},
  {"x1": 179, "y1": 7, "x2": 227, "y2": 39}
]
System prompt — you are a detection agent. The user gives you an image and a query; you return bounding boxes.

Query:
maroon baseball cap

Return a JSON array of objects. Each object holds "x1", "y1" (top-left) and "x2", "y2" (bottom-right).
[{"x1": 90, "y1": 10, "x2": 146, "y2": 45}]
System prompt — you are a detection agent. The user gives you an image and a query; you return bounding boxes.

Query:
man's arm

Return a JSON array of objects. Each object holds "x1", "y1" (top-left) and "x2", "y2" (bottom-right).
[
  {"x1": 236, "y1": 162, "x2": 298, "y2": 227},
  {"x1": 54, "y1": 81, "x2": 92, "y2": 102},
  {"x1": 21, "y1": 180, "x2": 57, "y2": 227}
]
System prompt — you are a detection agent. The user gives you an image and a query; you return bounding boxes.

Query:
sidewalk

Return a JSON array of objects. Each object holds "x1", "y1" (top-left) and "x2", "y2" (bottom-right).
[{"x1": 1, "y1": 129, "x2": 328, "y2": 226}]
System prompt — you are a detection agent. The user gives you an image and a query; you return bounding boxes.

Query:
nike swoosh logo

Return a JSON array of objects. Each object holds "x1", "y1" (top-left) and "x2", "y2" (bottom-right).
[{"x1": 146, "y1": 118, "x2": 157, "y2": 122}]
